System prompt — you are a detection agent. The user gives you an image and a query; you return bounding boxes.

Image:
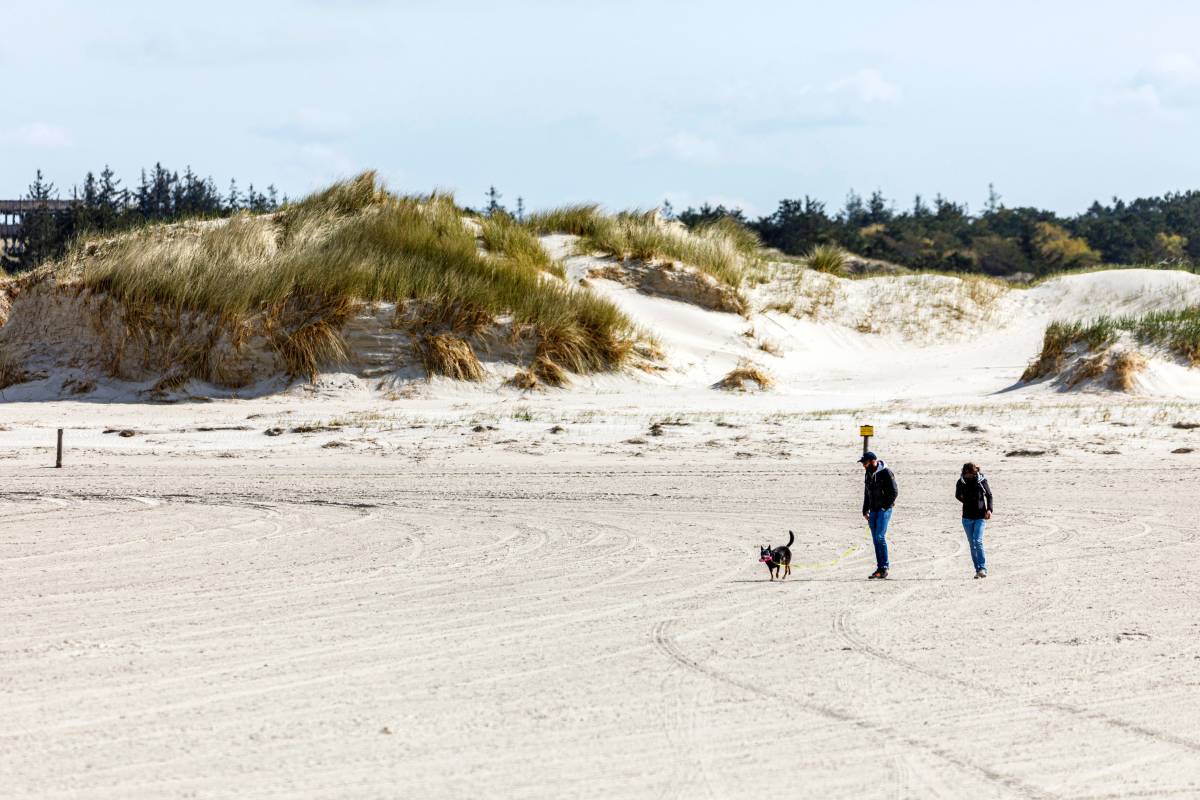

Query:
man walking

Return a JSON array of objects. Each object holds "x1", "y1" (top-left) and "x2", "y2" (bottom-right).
[{"x1": 860, "y1": 451, "x2": 898, "y2": 579}]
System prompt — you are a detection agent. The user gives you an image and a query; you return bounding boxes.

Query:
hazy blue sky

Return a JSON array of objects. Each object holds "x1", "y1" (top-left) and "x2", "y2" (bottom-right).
[{"x1": 5, "y1": 0, "x2": 1200, "y2": 216}]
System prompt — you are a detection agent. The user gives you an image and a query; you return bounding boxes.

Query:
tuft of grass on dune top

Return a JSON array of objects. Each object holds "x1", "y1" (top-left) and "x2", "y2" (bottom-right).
[
  {"x1": 62, "y1": 171, "x2": 639, "y2": 382},
  {"x1": 479, "y1": 212, "x2": 566, "y2": 279},
  {"x1": 527, "y1": 205, "x2": 762, "y2": 289},
  {"x1": 525, "y1": 204, "x2": 611, "y2": 238},
  {"x1": 1025, "y1": 308, "x2": 1200, "y2": 381},
  {"x1": 805, "y1": 243, "x2": 848, "y2": 276}
]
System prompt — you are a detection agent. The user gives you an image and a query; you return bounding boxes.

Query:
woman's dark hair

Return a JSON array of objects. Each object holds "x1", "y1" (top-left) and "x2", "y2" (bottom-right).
[{"x1": 961, "y1": 462, "x2": 980, "y2": 477}]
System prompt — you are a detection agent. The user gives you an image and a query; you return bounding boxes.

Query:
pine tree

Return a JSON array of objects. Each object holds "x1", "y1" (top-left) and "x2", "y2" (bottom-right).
[
  {"x1": 146, "y1": 163, "x2": 174, "y2": 219},
  {"x1": 485, "y1": 186, "x2": 504, "y2": 217},
  {"x1": 97, "y1": 165, "x2": 124, "y2": 219},
  {"x1": 173, "y1": 168, "x2": 190, "y2": 217},
  {"x1": 81, "y1": 172, "x2": 99, "y2": 208},
  {"x1": 227, "y1": 179, "x2": 241, "y2": 212},
  {"x1": 205, "y1": 178, "x2": 221, "y2": 213},
  {"x1": 841, "y1": 190, "x2": 866, "y2": 226},
  {"x1": 246, "y1": 183, "x2": 270, "y2": 213},
  {"x1": 515, "y1": 196, "x2": 525, "y2": 222},
  {"x1": 20, "y1": 170, "x2": 61, "y2": 268},
  {"x1": 866, "y1": 190, "x2": 892, "y2": 224},
  {"x1": 135, "y1": 169, "x2": 153, "y2": 219},
  {"x1": 912, "y1": 194, "x2": 930, "y2": 218},
  {"x1": 984, "y1": 183, "x2": 1002, "y2": 215}
]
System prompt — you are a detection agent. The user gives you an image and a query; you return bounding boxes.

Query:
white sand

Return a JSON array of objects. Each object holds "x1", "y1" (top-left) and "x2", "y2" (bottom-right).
[{"x1": 3, "y1": 267, "x2": 1200, "y2": 797}]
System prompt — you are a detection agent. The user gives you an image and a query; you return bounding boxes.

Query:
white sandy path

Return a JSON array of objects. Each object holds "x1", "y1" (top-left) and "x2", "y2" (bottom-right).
[{"x1": 3, "y1": 447, "x2": 1200, "y2": 799}]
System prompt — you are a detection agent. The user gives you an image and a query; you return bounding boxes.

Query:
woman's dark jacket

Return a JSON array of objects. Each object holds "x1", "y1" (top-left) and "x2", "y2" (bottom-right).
[{"x1": 956, "y1": 474, "x2": 993, "y2": 520}]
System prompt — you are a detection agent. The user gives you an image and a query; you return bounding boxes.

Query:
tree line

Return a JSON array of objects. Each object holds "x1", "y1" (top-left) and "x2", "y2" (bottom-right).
[
  {"x1": 8, "y1": 164, "x2": 283, "y2": 270},
  {"x1": 673, "y1": 185, "x2": 1200, "y2": 276},
  {"x1": 12, "y1": 171, "x2": 1200, "y2": 278}
]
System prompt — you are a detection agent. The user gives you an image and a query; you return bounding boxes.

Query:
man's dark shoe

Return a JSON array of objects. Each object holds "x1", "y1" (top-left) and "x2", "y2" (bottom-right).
[
  {"x1": 878, "y1": 568, "x2": 889, "y2": 579},
  {"x1": 868, "y1": 569, "x2": 886, "y2": 580}
]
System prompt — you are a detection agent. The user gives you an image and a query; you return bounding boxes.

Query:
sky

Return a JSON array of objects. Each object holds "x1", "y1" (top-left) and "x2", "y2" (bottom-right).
[{"x1": 4, "y1": 0, "x2": 1200, "y2": 218}]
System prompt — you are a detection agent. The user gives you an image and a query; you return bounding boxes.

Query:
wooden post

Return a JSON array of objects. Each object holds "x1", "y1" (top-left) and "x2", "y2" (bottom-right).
[
  {"x1": 859, "y1": 424, "x2": 873, "y2": 455},
  {"x1": 56, "y1": 428, "x2": 63, "y2": 468}
]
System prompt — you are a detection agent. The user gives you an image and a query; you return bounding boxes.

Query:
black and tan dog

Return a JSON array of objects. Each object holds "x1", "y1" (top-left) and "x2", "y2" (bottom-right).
[{"x1": 759, "y1": 530, "x2": 795, "y2": 580}]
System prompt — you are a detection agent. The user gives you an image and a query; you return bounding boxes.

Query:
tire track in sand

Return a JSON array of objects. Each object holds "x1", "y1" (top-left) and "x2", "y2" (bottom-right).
[
  {"x1": 651, "y1": 619, "x2": 1052, "y2": 800},
  {"x1": 831, "y1": 507, "x2": 1200, "y2": 762}
]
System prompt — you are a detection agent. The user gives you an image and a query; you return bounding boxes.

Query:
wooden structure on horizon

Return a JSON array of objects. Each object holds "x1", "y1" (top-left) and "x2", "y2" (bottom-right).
[{"x1": 0, "y1": 198, "x2": 75, "y2": 256}]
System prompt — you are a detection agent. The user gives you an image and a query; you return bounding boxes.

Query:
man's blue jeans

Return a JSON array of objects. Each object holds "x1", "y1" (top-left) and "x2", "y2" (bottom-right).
[
  {"x1": 868, "y1": 508, "x2": 893, "y2": 570},
  {"x1": 962, "y1": 518, "x2": 986, "y2": 571}
]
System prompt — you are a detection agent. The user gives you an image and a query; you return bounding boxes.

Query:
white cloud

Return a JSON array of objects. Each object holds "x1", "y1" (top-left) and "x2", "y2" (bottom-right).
[
  {"x1": 1101, "y1": 84, "x2": 1162, "y2": 111},
  {"x1": 1147, "y1": 53, "x2": 1200, "y2": 88},
  {"x1": 828, "y1": 69, "x2": 902, "y2": 105},
  {"x1": 664, "y1": 132, "x2": 720, "y2": 163},
  {"x1": 9, "y1": 122, "x2": 71, "y2": 149},
  {"x1": 636, "y1": 131, "x2": 722, "y2": 164},
  {"x1": 297, "y1": 143, "x2": 356, "y2": 177},
  {"x1": 1104, "y1": 53, "x2": 1200, "y2": 111},
  {"x1": 259, "y1": 107, "x2": 353, "y2": 142}
]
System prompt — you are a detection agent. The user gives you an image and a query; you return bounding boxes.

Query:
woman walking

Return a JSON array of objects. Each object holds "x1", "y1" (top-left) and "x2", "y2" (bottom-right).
[{"x1": 956, "y1": 462, "x2": 993, "y2": 578}]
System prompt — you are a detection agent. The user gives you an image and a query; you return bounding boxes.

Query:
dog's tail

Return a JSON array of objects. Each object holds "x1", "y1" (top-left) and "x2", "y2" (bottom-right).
[{"x1": 786, "y1": 530, "x2": 795, "y2": 548}]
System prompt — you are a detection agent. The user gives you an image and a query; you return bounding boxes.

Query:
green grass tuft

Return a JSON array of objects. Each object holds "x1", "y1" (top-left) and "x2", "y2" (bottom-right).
[
  {"x1": 60, "y1": 172, "x2": 638, "y2": 382},
  {"x1": 530, "y1": 206, "x2": 761, "y2": 289},
  {"x1": 806, "y1": 244, "x2": 848, "y2": 276},
  {"x1": 479, "y1": 212, "x2": 565, "y2": 278},
  {"x1": 525, "y1": 204, "x2": 611, "y2": 238},
  {"x1": 1025, "y1": 308, "x2": 1200, "y2": 381}
]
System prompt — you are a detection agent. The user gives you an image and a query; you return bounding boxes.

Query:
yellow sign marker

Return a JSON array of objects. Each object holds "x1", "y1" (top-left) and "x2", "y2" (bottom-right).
[{"x1": 859, "y1": 425, "x2": 874, "y2": 437}]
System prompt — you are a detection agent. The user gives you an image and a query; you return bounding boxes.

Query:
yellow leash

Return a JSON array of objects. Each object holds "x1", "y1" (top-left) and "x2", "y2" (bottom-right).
[{"x1": 767, "y1": 544, "x2": 860, "y2": 571}]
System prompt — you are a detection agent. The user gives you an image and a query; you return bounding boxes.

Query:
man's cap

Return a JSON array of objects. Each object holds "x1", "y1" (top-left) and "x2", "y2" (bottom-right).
[{"x1": 858, "y1": 451, "x2": 878, "y2": 463}]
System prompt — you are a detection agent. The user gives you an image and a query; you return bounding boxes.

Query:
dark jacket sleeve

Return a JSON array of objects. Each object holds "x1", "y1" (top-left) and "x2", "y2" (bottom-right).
[
  {"x1": 982, "y1": 478, "x2": 993, "y2": 512},
  {"x1": 955, "y1": 479, "x2": 964, "y2": 503},
  {"x1": 883, "y1": 469, "x2": 898, "y2": 507},
  {"x1": 862, "y1": 480, "x2": 869, "y2": 516}
]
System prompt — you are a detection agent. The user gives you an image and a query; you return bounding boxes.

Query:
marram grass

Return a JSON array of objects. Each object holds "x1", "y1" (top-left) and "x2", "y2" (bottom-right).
[
  {"x1": 528, "y1": 205, "x2": 762, "y2": 289},
  {"x1": 1024, "y1": 307, "x2": 1200, "y2": 381},
  {"x1": 480, "y1": 212, "x2": 566, "y2": 279},
  {"x1": 58, "y1": 172, "x2": 638, "y2": 382},
  {"x1": 806, "y1": 243, "x2": 848, "y2": 276}
]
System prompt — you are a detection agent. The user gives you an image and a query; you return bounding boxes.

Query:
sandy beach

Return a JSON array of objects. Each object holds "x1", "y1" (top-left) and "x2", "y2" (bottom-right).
[{"x1": 2, "y1": 390, "x2": 1199, "y2": 798}]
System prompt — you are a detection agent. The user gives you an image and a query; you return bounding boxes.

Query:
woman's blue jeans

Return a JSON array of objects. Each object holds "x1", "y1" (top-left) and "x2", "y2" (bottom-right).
[
  {"x1": 962, "y1": 518, "x2": 986, "y2": 571},
  {"x1": 868, "y1": 508, "x2": 892, "y2": 570}
]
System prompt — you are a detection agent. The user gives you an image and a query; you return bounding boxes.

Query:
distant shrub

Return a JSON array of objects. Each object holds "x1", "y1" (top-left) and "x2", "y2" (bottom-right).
[{"x1": 1033, "y1": 222, "x2": 1100, "y2": 272}]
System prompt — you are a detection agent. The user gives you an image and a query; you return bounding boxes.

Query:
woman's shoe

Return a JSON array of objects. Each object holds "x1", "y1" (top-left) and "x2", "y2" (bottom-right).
[{"x1": 974, "y1": 569, "x2": 987, "y2": 579}]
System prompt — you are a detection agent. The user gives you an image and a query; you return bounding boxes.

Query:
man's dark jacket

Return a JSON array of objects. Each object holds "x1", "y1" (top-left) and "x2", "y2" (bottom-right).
[
  {"x1": 863, "y1": 461, "x2": 899, "y2": 515},
  {"x1": 955, "y1": 474, "x2": 994, "y2": 520}
]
